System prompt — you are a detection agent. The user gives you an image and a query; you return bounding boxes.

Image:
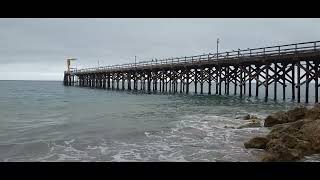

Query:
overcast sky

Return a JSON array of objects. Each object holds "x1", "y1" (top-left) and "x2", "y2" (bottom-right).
[{"x1": 0, "y1": 18, "x2": 319, "y2": 80}]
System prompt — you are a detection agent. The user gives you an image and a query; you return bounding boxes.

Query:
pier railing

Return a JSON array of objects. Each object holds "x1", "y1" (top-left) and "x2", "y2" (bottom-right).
[{"x1": 72, "y1": 40, "x2": 320, "y2": 74}]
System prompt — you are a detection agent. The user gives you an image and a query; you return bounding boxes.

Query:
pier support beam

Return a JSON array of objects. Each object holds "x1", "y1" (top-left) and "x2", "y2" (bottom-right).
[
  {"x1": 282, "y1": 63, "x2": 286, "y2": 101},
  {"x1": 208, "y1": 68, "x2": 212, "y2": 95},
  {"x1": 292, "y1": 63, "x2": 295, "y2": 100},
  {"x1": 147, "y1": 71, "x2": 151, "y2": 92},
  {"x1": 265, "y1": 64, "x2": 269, "y2": 101},
  {"x1": 200, "y1": 68, "x2": 204, "y2": 94},
  {"x1": 240, "y1": 66, "x2": 243, "y2": 98},
  {"x1": 186, "y1": 69, "x2": 189, "y2": 94},
  {"x1": 128, "y1": 72, "x2": 131, "y2": 90},
  {"x1": 315, "y1": 61, "x2": 319, "y2": 103},
  {"x1": 194, "y1": 69, "x2": 198, "y2": 94},
  {"x1": 255, "y1": 65, "x2": 260, "y2": 97},
  {"x1": 219, "y1": 66, "x2": 222, "y2": 95},
  {"x1": 297, "y1": 62, "x2": 301, "y2": 103},
  {"x1": 249, "y1": 66, "x2": 252, "y2": 97},
  {"x1": 274, "y1": 63, "x2": 277, "y2": 100},
  {"x1": 306, "y1": 61, "x2": 310, "y2": 103}
]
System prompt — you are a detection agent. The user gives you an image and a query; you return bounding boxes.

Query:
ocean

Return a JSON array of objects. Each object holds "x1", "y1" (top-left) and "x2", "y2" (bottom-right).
[{"x1": 0, "y1": 80, "x2": 319, "y2": 162}]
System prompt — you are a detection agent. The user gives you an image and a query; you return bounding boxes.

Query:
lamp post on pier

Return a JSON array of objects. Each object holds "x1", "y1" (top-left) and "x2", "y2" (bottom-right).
[{"x1": 217, "y1": 38, "x2": 220, "y2": 60}]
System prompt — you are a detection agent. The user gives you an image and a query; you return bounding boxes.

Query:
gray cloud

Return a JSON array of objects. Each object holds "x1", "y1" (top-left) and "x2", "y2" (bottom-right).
[{"x1": 0, "y1": 18, "x2": 319, "y2": 80}]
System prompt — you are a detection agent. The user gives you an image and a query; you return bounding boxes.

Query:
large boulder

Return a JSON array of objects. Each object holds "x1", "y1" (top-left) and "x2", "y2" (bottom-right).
[
  {"x1": 266, "y1": 119, "x2": 306, "y2": 139},
  {"x1": 286, "y1": 106, "x2": 307, "y2": 122},
  {"x1": 264, "y1": 106, "x2": 308, "y2": 127},
  {"x1": 304, "y1": 104, "x2": 320, "y2": 120},
  {"x1": 262, "y1": 133, "x2": 313, "y2": 161},
  {"x1": 244, "y1": 137, "x2": 269, "y2": 149},
  {"x1": 262, "y1": 144, "x2": 302, "y2": 162},
  {"x1": 264, "y1": 111, "x2": 288, "y2": 127},
  {"x1": 245, "y1": 105, "x2": 320, "y2": 162},
  {"x1": 299, "y1": 119, "x2": 320, "y2": 152}
]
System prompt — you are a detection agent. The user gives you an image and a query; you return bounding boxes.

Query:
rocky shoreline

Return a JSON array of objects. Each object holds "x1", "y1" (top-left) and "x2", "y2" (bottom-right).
[{"x1": 243, "y1": 104, "x2": 320, "y2": 162}]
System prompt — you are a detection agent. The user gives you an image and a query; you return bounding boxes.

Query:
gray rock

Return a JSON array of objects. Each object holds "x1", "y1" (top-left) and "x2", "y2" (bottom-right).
[{"x1": 244, "y1": 137, "x2": 269, "y2": 149}]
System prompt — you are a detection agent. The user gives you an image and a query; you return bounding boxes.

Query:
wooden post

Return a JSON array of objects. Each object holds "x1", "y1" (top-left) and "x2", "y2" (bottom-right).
[
  {"x1": 112, "y1": 73, "x2": 115, "y2": 90},
  {"x1": 292, "y1": 63, "x2": 295, "y2": 100},
  {"x1": 120, "y1": 73, "x2": 123, "y2": 90},
  {"x1": 162, "y1": 71, "x2": 165, "y2": 93},
  {"x1": 92, "y1": 74, "x2": 95, "y2": 88},
  {"x1": 93, "y1": 74, "x2": 95, "y2": 88},
  {"x1": 243, "y1": 67, "x2": 246, "y2": 95},
  {"x1": 68, "y1": 75, "x2": 72, "y2": 86},
  {"x1": 234, "y1": 66, "x2": 238, "y2": 95},
  {"x1": 147, "y1": 71, "x2": 151, "y2": 92},
  {"x1": 194, "y1": 69, "x2": 198, "y2": 94},
  {"x1": 200, "y1": 68, "x2": 204, "y2": 94},
  {"x1": 128, "y1": 72, "x2": 131, "y2": 90},
  {"x1": 176, "y1": 72, "x2": 178, "y2": 93},
  {"x1": 107, "y1": 73, "x2": 110, "y2": 89},
  {"x1": 134, "y1": 72, "x2": 137, "y2": 91},
  {"x1": 186, "y1": 69, "x2": 189, "y2": 94},
  {"x1": 63, "y1": 73, "x2": 67, "y2": 85},
  {"x1": 155, "y1": 71, "x2": 158, "y2": 92},
  {"x1": 255, "y1": 65, "x2": 259, "y2": 97},
  {"x1": 158, "y1": 73, "x2": 161, "y2": 92},
  {"x1": 282, "y1": 64, "x2": 286, "y2": 100},
  {"x1": 166, "y1": 71, "x2": 168, "y2": 92},
  {"x1": 306, "y1": 61, "x2": 309, "y2": 103},
  {"x1": 208, "y1": 68, "x2": 212, "y2": 95},
  {"x1": 315, "y1": 61, "x2": 319, "y2": 103},
  {"x1": 274, "y1": 63, "x2": 277, "y2": 100},
  {"x1": 226, "y1": 66, "x2": 230, "y2": 95},
  {"x1": 216, "y1": 67, "x2": 219, "y2": 94},
  {"x1": 116, "y1": 73, "x2": 120, "y2": 90},
  {"x1": 77, "y1": 75, "x2": 80, "y2": 86},
  {"x1": 169, "y1": 71, "x2": 172, "y2": 93},
  {"x1": 183, "y1": 74, "x2": 185, "y2": 93},
  {"x1": 224, "y1": 67, "x2": 227, "y2": 95},
  {"x1": 240, "y1": 66, "x2": 243, "y2": 98},
  {"x1": 180, "y1": 71, "x2": 183, "y2": 93},
  {"x1": 172, "y1": 70, "x2": 175, "y2": 94},
  {"x1": 95, "y1": 74, "x2": 98, "y2": 88},
  {"x1": 87, "y1": 75, "x2": 90, "y2": 87},
  {"x1": 103, "y1": 74, "x2": 106, "y2": 89},
  {"x1": 297, "y1": 62, "x2": 301, "y2": 103},
  {"x1": 265, "y1": 64, "x2": 269, "y2": 101},
  {"x1": 87, "y1": 75, "x2": 89, "y2": 87},
  {"x1": 249, "y1": 66, "x2": 252, "y2": 97},
  {"x1": 219, "y1": 66, "x2": 222, "y2": 95}
]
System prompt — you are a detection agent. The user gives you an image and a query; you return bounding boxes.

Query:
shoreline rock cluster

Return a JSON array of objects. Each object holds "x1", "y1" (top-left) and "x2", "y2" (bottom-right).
[{"x1": 244, "y1": 104, "x2": 320, "y2": 162}]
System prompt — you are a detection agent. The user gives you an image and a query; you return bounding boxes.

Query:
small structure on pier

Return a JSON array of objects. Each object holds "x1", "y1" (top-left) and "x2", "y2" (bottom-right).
[
  {"x1": 63, "y1": 58, "x2": 77, "y2": 86},
  {"x1": 63, "y1": 41, "x2": 320, "y2": 103}
]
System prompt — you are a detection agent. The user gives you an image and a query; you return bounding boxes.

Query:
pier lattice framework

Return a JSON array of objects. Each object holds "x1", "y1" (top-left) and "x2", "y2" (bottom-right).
[{"x1": 64, "y1": 40, "x2": 320, "y2": 103}]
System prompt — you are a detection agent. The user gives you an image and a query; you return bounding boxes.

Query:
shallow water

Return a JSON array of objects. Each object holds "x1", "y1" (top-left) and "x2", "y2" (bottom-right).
[{"x1": 0, "y1": 80, "x2": 318, "y2": 161}]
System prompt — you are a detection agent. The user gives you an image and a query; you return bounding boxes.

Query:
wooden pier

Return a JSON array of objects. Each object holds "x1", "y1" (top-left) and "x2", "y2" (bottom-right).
[{"x1": 64, "y1": 40, "x2": 320, "y2": 103}]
